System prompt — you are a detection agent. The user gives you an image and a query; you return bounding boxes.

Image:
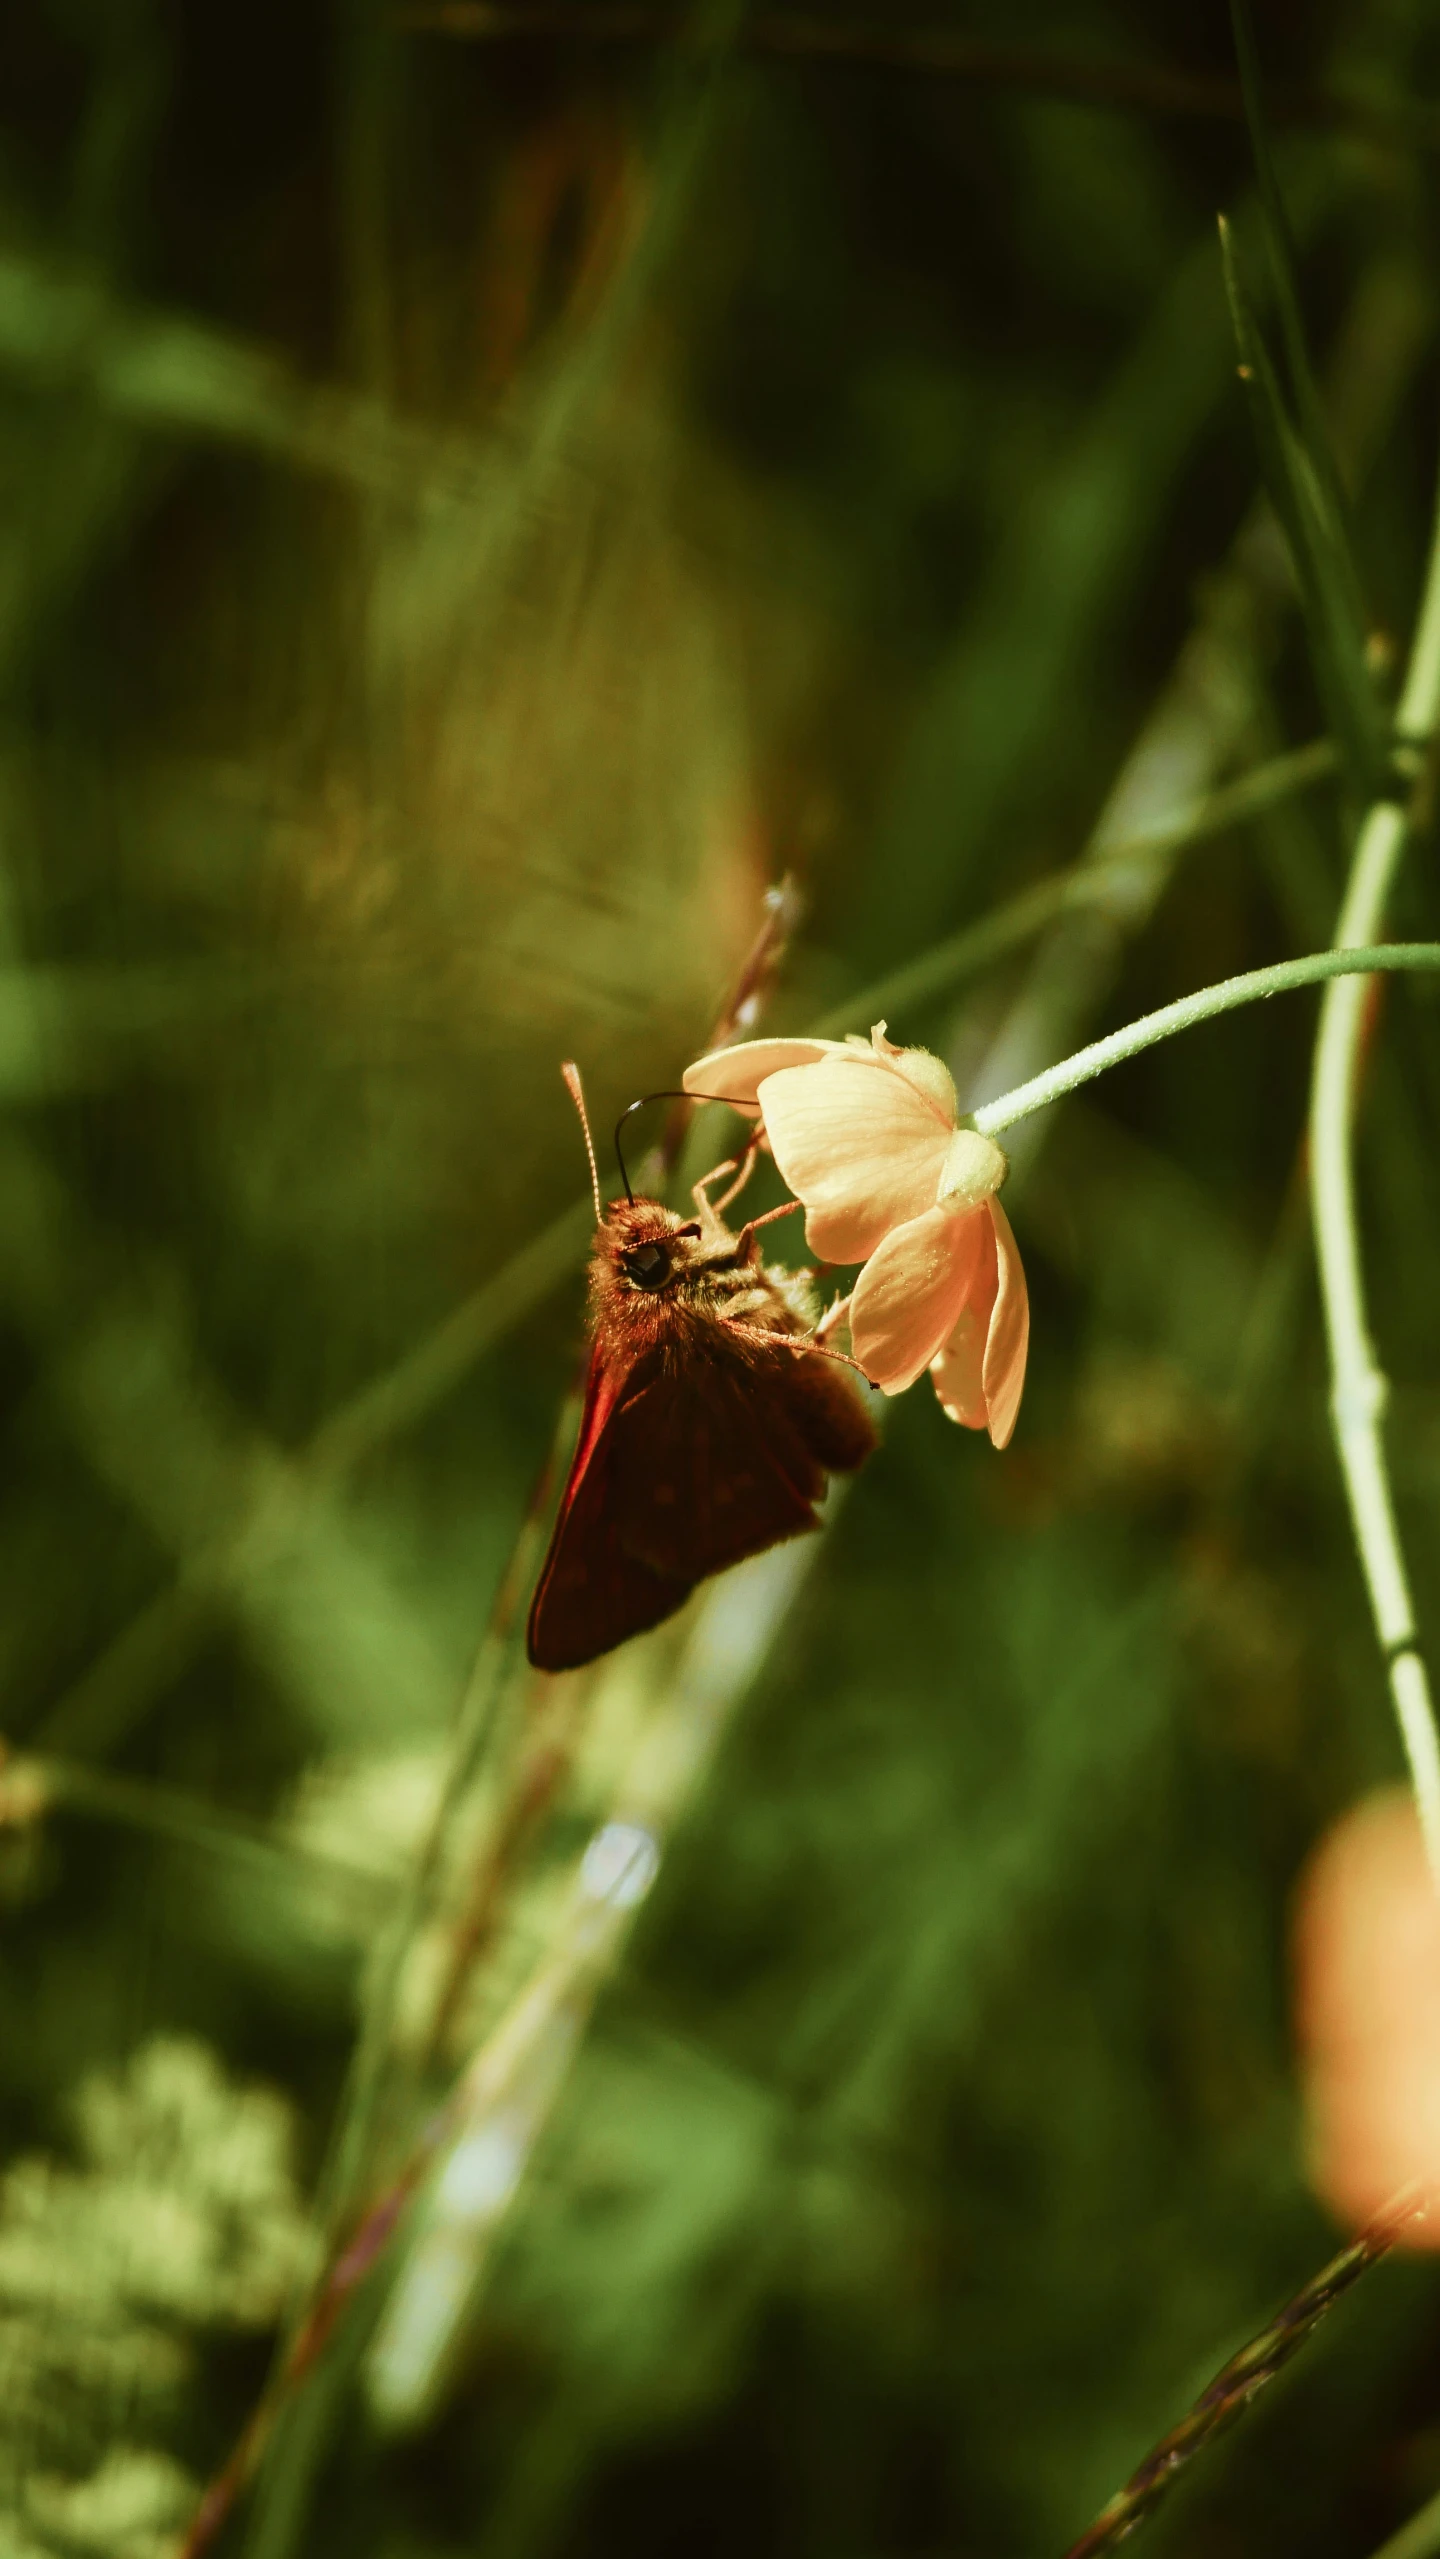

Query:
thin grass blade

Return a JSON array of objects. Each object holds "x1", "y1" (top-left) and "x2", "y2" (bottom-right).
[{"x1": 1219, "y1": 214, "x2": 1388, "y2": 799}]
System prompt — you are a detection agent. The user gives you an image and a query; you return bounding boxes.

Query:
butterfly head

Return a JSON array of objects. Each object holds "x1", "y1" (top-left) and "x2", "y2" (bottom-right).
[{"x1": 605, "y1": 1200, "x2": 704, "y2": 1295}]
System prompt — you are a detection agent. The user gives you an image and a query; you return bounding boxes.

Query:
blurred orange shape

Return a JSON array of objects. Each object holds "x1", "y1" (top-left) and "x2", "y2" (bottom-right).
[{"x1": 1295, "y1": 1789, "x2": 1440, "y2": 2238}]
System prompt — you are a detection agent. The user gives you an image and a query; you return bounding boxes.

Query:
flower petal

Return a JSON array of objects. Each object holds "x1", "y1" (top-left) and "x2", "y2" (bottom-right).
[
  {"x1": 682, "y1": 1038, "x2": 841, "y2": 1115},
  {"x1": 878, "y1": 1035, "x2": 958, "y2": 1119},
  {"x1": 928, "y1": 1232, "x2": 994, "y2": 1429},
  {"x1": 929, "y1": 1307, "x2": 988, "y2": 1428},
  {"x1": 930, "y1": 1199, "x2": 1029, "y2": 1445},
  {"x1": 849, "y1": 1203, "x2": 989, "y2": 1394},
  {"x1": 980, "y1": 1198, "x2": 1029, "y2": 1448},
  {"x1": 761, "y1": 1056, "x2": 954, "y2": 1262}
]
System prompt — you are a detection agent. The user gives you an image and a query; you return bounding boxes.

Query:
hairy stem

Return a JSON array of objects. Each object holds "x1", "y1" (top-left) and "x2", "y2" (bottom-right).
[
  {"x1": 1308, "y1": 488, "x2": 1440, "y2": 1883},
  {"x1": 969, "y1": 943, "x2": 1440, "y2": 1136}
]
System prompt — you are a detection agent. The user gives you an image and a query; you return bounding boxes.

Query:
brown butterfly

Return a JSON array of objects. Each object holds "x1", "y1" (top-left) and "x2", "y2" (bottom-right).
[{"x1": 525, "y1": 1066, "x2": 878, "y2": 1672}]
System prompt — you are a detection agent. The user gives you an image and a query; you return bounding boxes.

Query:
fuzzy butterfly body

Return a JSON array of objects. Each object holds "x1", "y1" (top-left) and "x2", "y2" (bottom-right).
[{"x1": 526, "y1": 1187, "x2": 878, "y2": 1672}]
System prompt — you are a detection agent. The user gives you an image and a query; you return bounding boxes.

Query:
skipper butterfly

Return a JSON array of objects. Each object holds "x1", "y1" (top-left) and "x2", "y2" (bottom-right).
[{"x1": 525, "y1": 1066, "x2": 877, "y2": 1671}]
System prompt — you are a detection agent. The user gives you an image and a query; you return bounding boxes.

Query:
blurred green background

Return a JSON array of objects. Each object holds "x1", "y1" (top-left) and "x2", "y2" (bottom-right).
[{"x1": 2, "y1": 3, "x2": 1440, "y2": 2555}]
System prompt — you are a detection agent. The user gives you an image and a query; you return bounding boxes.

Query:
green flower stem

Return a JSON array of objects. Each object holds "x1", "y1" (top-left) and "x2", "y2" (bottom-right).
[
  {"x1": 1308, "y1": 493, "x2": 1440, "y2": 1884},
  {"x1": 968, "y1": 943, "x2": 1440, "y2": 1137}
]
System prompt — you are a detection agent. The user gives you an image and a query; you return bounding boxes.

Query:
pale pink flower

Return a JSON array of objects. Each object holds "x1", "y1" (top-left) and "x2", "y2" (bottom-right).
[{"x1": 683, "y1": 1025, "x2": 1029, "y2": 1447}]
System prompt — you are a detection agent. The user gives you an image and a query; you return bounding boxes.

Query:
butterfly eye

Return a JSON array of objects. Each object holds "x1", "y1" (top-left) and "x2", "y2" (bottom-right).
[{"x1": 621, "y1": 1240, "x2": 671, "y2": 1291}]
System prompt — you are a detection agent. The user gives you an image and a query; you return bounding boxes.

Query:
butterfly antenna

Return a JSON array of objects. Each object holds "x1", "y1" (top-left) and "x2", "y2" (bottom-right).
[
  {"x1": 613, "y1": 1087, "x2": 756, "y2": 1206},
  {"x1": 563, "y1": 1062, "x2": 605, "y2": 1223}
]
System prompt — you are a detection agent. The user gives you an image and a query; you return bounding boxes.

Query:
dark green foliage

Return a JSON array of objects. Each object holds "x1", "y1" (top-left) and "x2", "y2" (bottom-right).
[{"x1": 1, "y1": 5, "x2": 1440, "y2": 2558}]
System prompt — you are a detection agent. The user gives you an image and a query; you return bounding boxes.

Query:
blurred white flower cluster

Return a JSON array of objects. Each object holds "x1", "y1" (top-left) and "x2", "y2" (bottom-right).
[{"x1": 0, "y1": 2036, "x2": 311, "y2": 2558}]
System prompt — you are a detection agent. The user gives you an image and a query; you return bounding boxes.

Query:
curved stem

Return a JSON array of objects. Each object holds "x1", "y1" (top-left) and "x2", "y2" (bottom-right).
[
  {"x1": 1308, "y1": 489, "x2": 1440, "y2": 1884},
  {"x1": 968, "y1": 943, "x2": 1440, "y2": 1136}
]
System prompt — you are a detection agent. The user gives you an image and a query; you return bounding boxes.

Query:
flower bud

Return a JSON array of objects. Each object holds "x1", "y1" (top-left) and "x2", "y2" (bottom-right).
[{"x1": 937, "y1": 1128, "x2": 1007, "y2": 1211}]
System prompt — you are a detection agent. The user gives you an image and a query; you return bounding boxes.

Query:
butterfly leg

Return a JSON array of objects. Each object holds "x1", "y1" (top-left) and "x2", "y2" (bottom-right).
[
  {"x1": 693, "y1": 1140, "x2": 762, "y2": 1216},
  {"x1": 721, "y1": 1311, "x2": 874, "y2": 1385},
  {"x1": 804, "y1": 1335, "x2": 874, "y2": 1384},
  {"x1": 734, "y1": 1198, "x2": 803, "y2": 1258}
]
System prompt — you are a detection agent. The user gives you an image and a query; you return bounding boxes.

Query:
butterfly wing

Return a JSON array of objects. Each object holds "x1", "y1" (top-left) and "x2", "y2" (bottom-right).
[
  {"x1": 766, "y1": 1335, "x2": 879, "y2": 1478},
  {"x1": 608, "y1": 1339, "x2": 829, "y2": 1580},
  {"x1": 525, "y1": 1325, "x2": 876, "y2": 1672},
  {"x1": 525, "y1": 1341, "x2": 694, "y2": 1673}
]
